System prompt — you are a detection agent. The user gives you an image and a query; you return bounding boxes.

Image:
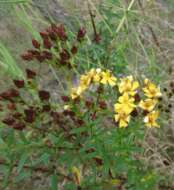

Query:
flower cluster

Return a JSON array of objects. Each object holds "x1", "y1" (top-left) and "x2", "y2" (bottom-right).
[
  {"x1": 71, "y1": 68, "x2": 117, "y2": 99},
  {"x1": 139, "y1": 79, "x2": 162, "y2": 128},
  {"x1": 21, "y1": 24, "x2": 86, "y2": 69},
  {"x1": 0, "y1": 69, "x2": 83, "y2": 132},
  {"x1": 114, "y1": 76, "x2": 139, "y2": 128},
  {"x1": 70, "y1": 69, "x2": 162, "y2": 129}
]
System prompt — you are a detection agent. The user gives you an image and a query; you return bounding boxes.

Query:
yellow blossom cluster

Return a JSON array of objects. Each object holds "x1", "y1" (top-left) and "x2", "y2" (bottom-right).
[
  {"x1": 114, "y1": 76, "x2": 139, "y2": 128},
  {"x1": 70, "y1": 69, "x2": 162, "y2": 129},
  {"x1": 139, "y1": 79, "x2": 162, "y2": 128},
  {"x1": 71, "y1": 68, "x2": 117, "y2": 99}
]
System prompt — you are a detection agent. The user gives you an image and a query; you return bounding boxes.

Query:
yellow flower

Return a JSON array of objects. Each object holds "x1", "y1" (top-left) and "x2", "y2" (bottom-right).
[
  {"x1": 70, "y1": 86, "x2": 86, "y2": 99},
  {"x1": 118, "y1": 75, "x2": 139, "y2": 96},
  {"x1": 144, "y1": 111, "x2": 160, "y2": 128},
  {"x1": 93, "y1": 68, "x2": 102, "y2": 82},
  {"x1": 114, "y1": 93, "x2": 136, "y2": 114},
  {"x1": 64, "y1": 105, "x2": 70, "y2": 110},
  {"x1": 79, "y1": 74, "x2": 91, "y2": 87},
  {"x1": 115, "y1": 112, "x2": 130, "y2": 128},
  {"x1": 87, "y1": 68, "x2": 102, "y2": 83},
  {"x1": 100, "y1": 70, "x2": 117, "y2": 86},
  {"x1": 72, "y1": 166, "x2": 81, "y2": 185},
  {"x1": 143, "y1": 79, "x2": 162, "y2": 98},
  {"x1": 139, "y1": 99, "x2": 157, "y2": 112}
]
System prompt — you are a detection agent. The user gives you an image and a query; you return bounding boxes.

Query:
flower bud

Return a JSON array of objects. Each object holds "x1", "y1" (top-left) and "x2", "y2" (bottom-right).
[
  {"x1": 40, "y1": 31, "x2": 48, "y2": 39},
  {"x1": 32, "y1": 39, "x2": 40, "y2": 49},
  {"x1": 21, "y1": 52, "x2": 33, "y2": 61},
  {"x1": 44, "y1": 38, "x2": 52, "y2": 49},
  {"x1": 77, "y1": 27, "x2": 86, "y2": 41}
]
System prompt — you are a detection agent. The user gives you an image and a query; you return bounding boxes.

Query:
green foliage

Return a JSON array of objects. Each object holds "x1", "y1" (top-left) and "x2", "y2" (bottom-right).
[{"x1": 0, "y1": 42, "x2": 24, "y2": 78}]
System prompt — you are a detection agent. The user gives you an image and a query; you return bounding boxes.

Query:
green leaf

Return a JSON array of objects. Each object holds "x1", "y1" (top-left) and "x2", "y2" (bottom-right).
[
  {"x1": 15, "y1": 171, "x2": 31, "y2": 183},
  {"x1": 70, "y1": 126, "x2": 88, "y2": 134},
  {"x1": 17, "y1": 153, "x2": 29, "y2": 173},
  {"x1": 0, "y1": 42, "x2": 24, "y2": 78},
  {"x1": 32, "y1": 153, "x2": 50, "y2": 166},
  {"x1": 50, "y1": 174, "x2": 58, "y2": 190}
]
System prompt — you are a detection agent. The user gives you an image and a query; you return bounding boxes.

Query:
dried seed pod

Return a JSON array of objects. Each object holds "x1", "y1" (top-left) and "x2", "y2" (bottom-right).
[
  {"x1": 93, "y1": 157, "x2": 103, "y2": 166},
  {"x1": 42, "y1": 104, "x2": 51, "y2": 112},
  {"x1": 21, "y1": 52, "x2": 34, "y2": 61},
  {"x1": 13, "y1": 122, "x2": 26, "y2": 130},
  {"x1": 42, "y1": 51, "x2": 52, "y2": 60},
  {"x1": 40, "y1": 31, "x2": 48, "y2": 39},
  {"x1": 97, "y1": 86, "x2": 103, "y2": 94},
  {"x1": 24, "y1": 108, "x2": 36, "y2": 123},
  {"x1": 13, "y1": 112, "x2": 22, "y2": 119},
  {"x1": 28, "y1": 50, "x2": 40, "y2": 57},
  {"x1": 163, "y1": 88, "x2": 168, "y2": 92},
  {"x1": 60, "y1": 49, "x2": 70, "y2": 61},
  {"x1": 1, "y1": 89, "x2": 20, "y2": 101},
  {"x1": 26, "y1": 69, "x2": 36, "y2": 79},
  {"x1": 43, "y1": 38, "x2": 52, "y2": 49},
  {"x1": 38, "y1": 90, "x2": 50, "y2": 101},
  {"x1": 76, "y1": 119, "x2": 84, "y2": 126},
  {"x1": 61, "y1": 96, "x2": 70, "y2": 102},
  {"x1": 71, "y1": 46, "x2": 78, "y2": 54},
  {"x1": 158, "y1": 105, "x2": 163, "y2": 109},
  {"x1": 170, "y1": 81, "x2": 174, "y2": 88},
  {"x1": 168, "y1": 104, "x2": 172, "y2": 108},
  {"x1": 7, "y1": 103, "x2": 16, "y2": 111},
  {"x1": 85, "y1": 100, "x2": 92, "y2": 108},
  {"x1": 2, "y1": 117, "x2": 15, "y2": 126},
  {"x1": 63, "y1": 110, "x2": 75, "y2": 117},
  {"x1": 53, "y1": 24, "x2": 67, "y2": 41},
  {"x1": 131, "y1": 109, "x2": 138, "y2": 117},
  {"x1": 47, "y1": 27, "x2": 57, "y2": 41},
  {"x1": 134, "y1": 93, "x2": 141, "y2": 102},
  {"x1": 143, "y1": 110, "x2": 149, "y2": 116},
  {"x1": 99, "y1": 101, "x2": 107, "y2": 109},
  {"x1": 93, "y1": 33, "x2": 101, "y2": 43},
  {"x1": 35, "y1": 54, "x2": 45, "y2": 62},
  {"x1": 50, "y1": 111, "x2": 60, "y2": 123},
  {"x1": 32, "y1": 39, "x2": 40, "y2": 49},
  {"x1": 0, "y1": 104, "x2": 3, "y2": 111},
  {"x1": 77, "y1": 27, "x2": 86, "y2": 41},
  {"x1": 13, "y1": 80, "x2": 25, "y2": 88}
]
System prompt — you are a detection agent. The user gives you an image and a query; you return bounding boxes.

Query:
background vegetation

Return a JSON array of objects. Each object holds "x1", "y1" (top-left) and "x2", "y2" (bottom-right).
[{"x1": 0, "y1": 0, "x2": 173, "y2": 189}]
